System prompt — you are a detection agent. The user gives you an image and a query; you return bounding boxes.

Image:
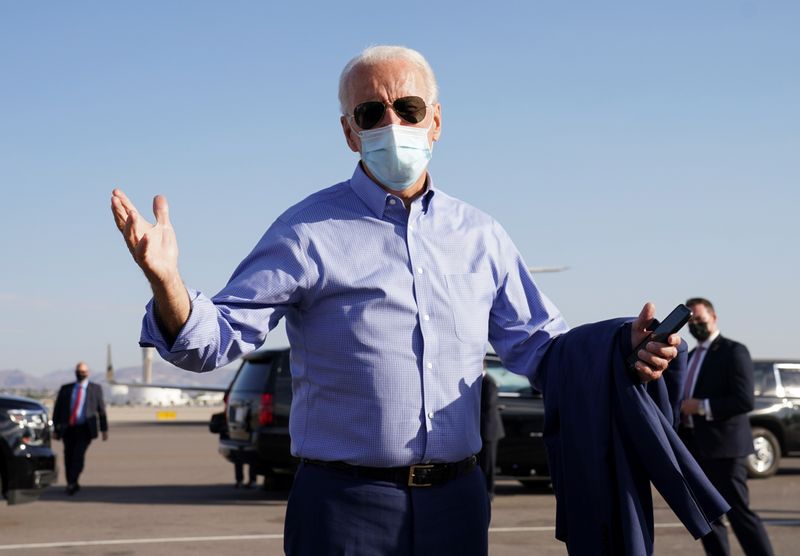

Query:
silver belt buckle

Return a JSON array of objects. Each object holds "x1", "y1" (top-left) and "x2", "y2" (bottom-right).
[{"x1": 407, "y1": 464, "x2": 435, "y2": 487}]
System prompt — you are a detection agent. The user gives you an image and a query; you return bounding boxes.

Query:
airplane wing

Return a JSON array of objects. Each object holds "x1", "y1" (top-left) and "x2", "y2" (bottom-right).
[
  {"x1": 528, "y1": 266, "x2": 569, "y2": 274},
  {"x1": 108, "y1": 381, "x2": 229, "y2": 393},
  {"x1": 105, "y1": 345, "x2": 229, "y2": 393}
]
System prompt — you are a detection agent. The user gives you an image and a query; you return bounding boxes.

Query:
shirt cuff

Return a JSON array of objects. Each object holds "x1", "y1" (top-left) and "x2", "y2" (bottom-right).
[
  {"x1": 139, "y1": 288, "x2": 218, "y2": 356},
  {"x1": 703, "y1": 399, "x2": 713, "y2": 421}
]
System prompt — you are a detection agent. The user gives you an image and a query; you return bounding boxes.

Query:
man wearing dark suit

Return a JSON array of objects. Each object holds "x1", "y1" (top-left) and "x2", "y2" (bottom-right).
[
  {"x1": 52, "y1": 362, "x2": 109, "y2": 495},
  {"x1": 679, "y1": 298, "x2": 773, "y2": 556},
  {"x1": 478, "y1": 370, "x2": 505, "y2": 500}
]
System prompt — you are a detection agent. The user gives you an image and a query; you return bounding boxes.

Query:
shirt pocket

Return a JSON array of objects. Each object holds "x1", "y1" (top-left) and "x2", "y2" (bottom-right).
[{"x1": 444, "y1": 272, "x2": 494, "y2": 344}]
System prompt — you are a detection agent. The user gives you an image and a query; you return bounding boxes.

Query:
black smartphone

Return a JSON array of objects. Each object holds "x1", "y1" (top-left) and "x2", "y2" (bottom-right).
[{"x1": 626, "y1": 304, "x2": 692, "y2": 368}]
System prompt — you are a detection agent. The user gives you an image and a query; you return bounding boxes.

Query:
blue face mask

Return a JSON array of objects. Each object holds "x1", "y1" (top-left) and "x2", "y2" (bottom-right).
[{"x1": 358, "y1": 123, "x2": 433, "y2": 191}]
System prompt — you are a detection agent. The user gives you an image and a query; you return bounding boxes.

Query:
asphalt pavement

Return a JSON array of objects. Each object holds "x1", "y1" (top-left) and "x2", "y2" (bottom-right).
[{"x1": 1, "y1": 412, "x2": 797, "y2": 555}]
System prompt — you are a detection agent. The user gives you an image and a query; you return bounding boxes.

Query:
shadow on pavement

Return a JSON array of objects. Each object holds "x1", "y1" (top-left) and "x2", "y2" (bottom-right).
[
  {"x1": 495, "y1": 479, "x2": 554, "y2": 496},
  {"x1": 38, "y1": 484, "x2": 291, "y2": 506}
]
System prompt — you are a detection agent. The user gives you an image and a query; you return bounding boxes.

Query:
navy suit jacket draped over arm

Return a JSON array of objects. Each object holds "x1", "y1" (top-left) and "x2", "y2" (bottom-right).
[{"x1": 538, "y1": 319, "x2": 728, "y2": 556}]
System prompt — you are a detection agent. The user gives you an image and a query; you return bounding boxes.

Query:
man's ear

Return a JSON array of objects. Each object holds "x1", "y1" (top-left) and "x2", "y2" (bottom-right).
[
  {"x1": 431, "y1": 103, "x2": 442, "y2": 142},
  {"x1": 341, "y1": 116, "x2": 360, "y2": 153}
]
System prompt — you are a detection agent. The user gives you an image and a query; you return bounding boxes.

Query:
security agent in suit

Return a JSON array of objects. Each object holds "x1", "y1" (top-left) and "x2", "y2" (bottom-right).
[
  {"x1": 679, "y1": 298, "x2": 773, "y2": 556},
  {"x1": 478, "y1": 369, "x2": 505, "y2": 500},
  {"x1": 52, "y1": 362, "x2": 109, "y2": 495}
]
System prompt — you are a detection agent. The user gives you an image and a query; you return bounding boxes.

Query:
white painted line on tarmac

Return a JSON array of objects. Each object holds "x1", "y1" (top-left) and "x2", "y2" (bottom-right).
[
  {"x1": 763, "y1": 519, "x2": 800, "y2": 526},
  {"x1": 490, "y1": 526, "x2": 556, "y2": 533},
  {"x1": 489, "y1": 523, "x2": 685, "y2": 533},
  {"x1": 0, "y1": 534, "x2": 283, "y2": 551},
  {"x1": 0, "y1": 524, "x2": 692, "y2": 550}
]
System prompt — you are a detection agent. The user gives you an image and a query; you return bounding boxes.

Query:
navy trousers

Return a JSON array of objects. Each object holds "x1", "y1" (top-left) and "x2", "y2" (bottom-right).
[
  {"x1": 284, "y1": 462, "x2": 490, "y2": 556},
  {"x1": 63, "y1": 423, "x2": 92, "y2": 485}
]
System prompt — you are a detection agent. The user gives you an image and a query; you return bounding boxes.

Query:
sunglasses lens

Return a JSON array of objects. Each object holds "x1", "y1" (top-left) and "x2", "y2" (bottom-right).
[
  {"x1": 393, "y1": 96, "x2": 427, "y2": 124},
  {"x1": 354, "y1": 101, "x2": 385, "y2": 130},
  {"x1": 353, "y1": 97, "x2": 428, "y2": 129}
]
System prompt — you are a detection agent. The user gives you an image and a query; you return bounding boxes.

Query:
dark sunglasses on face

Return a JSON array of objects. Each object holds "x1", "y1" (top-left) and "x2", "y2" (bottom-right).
[{"x1": 351, "y1": 96, "x2": 428, "y2": 130}]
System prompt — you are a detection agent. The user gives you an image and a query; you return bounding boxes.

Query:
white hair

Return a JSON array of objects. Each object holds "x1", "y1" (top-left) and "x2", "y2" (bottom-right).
[{"x1": 338, "y1": 45, "x2": 439, "y2": 115}]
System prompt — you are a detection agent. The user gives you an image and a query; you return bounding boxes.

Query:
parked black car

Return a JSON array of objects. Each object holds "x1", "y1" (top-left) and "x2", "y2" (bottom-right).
[
  {"x1": 210, "y1": 349, "x2": 548, "y2": 486},
  {"x1": 210, "y1": 352, "x2": 800, "y2": 486},
  {"x1": 484, "y1": 354, "x2": 549, "y2": 486},
  {"x1": 0, "y1": 393, "x2": 58, "y2": 504},
  {"x1": 489, "y1": 356, "x2": 800, "y2": 482},
  {"x1": 747, "y1": 360, "x2": 800, "y2": 478},
  {"x1": 212, "y1": 349, "x2": 297, "y2": 483}
]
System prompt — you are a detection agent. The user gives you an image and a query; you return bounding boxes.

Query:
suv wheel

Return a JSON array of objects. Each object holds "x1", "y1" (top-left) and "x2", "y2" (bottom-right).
[{"x1": 747, "y1": 427, "x2": 780, "y2": 479}]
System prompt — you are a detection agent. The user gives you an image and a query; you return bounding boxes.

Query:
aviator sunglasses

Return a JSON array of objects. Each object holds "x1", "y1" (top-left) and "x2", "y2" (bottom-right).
[{"x1": 351, "y1": 96, "x2": 429, "y2": 130}]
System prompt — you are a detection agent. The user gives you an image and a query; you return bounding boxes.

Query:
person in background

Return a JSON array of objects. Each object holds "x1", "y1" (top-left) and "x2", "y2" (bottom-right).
[
  {"x1": 479, "y1": 365, "x2": 505, "y2": 501},
  {"x1": 52, "y1": 362, "x2": 109, "y2": 495},
  {"x1": 679, "y1": 297, "x2": 774, "y2": 556}
]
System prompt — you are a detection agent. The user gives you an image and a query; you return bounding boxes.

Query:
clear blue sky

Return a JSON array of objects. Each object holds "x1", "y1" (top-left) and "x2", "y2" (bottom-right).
[{"x1": 2, "y1": 1, "x2": 798, "y2": 376}]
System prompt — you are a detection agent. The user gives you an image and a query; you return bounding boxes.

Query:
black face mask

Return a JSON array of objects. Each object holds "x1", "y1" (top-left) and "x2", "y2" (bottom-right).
[
  {"x1": 75, "y1": 372, "x2": 88, "y2": 382},
  {"x1": 689, "y1": 321, "x2": 711, "y2": 342}
]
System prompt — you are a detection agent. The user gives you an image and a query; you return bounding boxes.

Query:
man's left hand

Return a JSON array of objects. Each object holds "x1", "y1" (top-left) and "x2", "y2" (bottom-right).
[
  {"x1": 630, "y1": 302, "x2": 680, "y2": 383},
  {"x1": 680, "y1": 398, "x2": 702, "y2": 415}
]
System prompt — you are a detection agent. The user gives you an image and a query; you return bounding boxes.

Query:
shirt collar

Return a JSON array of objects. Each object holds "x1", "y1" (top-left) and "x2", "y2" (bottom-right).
[{"x1": 349, "y1": 163, "x2": 436, "y2": 218}]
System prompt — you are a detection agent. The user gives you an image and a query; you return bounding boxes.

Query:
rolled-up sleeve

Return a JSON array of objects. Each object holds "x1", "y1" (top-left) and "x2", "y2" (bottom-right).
[{"x1": 139, "y1": 218, "x2": 312, "y2": 372}]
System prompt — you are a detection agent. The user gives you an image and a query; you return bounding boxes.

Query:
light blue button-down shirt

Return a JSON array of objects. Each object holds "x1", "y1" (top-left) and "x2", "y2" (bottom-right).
[{"x1": 141, "y1": 164, "x2": 568, "y2": 466}]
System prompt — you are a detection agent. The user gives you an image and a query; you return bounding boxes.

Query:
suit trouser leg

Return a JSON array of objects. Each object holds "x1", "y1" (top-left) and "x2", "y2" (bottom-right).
[
  {"x1": 700, "y1": 457, "x2": 774, "y2": 556},
  {"x1": 478, "y1": 441, "x2": 498, "y2": 499},
  {"x1": 63, "y1": 425, "x2": 92, "y2": 485},
  {"x1": 722, "y1": 458, "x2": 774, "y2": 556},
  {"x1": 63, "y1": 430, "x2": 76, "y2": 486},
  {"x1": 234, "y1": 459, "x2": 244, "y2": 483}
]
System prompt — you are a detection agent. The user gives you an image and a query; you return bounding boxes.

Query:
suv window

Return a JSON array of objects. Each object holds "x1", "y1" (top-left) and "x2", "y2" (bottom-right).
[
  {"x1": 231, "y1": 360, "x2": 274, "y2": 393},
  {"x1": 778, "y1": 366, "x2": 800, "y2": 397},
  {"x1": 274, "y1": 352, "x2": 293, "y2": 406},
  {"x1": 485, "y1": 359, "x2": 536, "y2": 397},
  {"x1": 753, "y1": 362, "x2": 777, "y2": 397}
]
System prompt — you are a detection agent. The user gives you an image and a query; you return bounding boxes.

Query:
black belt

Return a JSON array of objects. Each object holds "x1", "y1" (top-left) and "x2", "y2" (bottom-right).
[{"x1": 301, "y1": 455, "x2": 477, "y2": 488}]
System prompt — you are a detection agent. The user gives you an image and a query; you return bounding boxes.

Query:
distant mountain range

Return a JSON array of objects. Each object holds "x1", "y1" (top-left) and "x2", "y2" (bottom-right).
[{"x1": 0, "y1": 360, "x2": 237, "y2": 394}]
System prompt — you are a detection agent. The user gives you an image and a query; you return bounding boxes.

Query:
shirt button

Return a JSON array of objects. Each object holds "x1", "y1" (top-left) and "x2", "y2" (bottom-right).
[
  {"x1": 409, "y1": 224, "x2": 414, "y2": 231},
  {"x1": 426, "y1": 362, "x2": 433, "y2": 369},
  {"x1": 423, "y1": 314, "x2": 430, "y2": 321},
  {"x1": 389, "y1": 199, "x2": 397, "y2": 205},
  {"x1": 417, "y1": 267, "x2": 424, "y2": 274},
  {"x1": 427, "y1": 412, "x2": 434, "y2": 419}
]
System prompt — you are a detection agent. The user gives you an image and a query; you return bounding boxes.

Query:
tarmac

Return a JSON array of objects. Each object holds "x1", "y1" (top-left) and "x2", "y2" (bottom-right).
[{"x1": 1, "y1": 409, "x2": 797, "y2": 555}]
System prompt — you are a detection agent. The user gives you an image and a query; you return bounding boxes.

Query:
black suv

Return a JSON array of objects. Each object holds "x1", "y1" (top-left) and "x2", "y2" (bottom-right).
[
  {"x1": 211, "y1": 352, "x2": 800, "y2": 485},
  {"x1": 0, "y1": 393, "x2": 57, "y2": 504},
  {"x1": 211, "y1": 349, "x2": 549, "y2": 486},
  {"x1": 485, "y1": 354, "x2": 549, "y2": 485},
  {"x1": 747, "y1": 360, "x2": 800, "y2": 478},
  {"x1": 212, "y1": 349, "x2": 297, "y2": 482}
]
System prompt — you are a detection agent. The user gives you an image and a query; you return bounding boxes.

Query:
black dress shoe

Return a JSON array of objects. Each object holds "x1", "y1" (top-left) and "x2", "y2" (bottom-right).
[{"x1": 65, "y1": 484, "x2": 77, "y2": 495}]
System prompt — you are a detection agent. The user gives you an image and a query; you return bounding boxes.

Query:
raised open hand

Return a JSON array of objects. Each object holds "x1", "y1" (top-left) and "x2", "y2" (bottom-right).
[
  {"x1": 111, "y1": 189, "x2": 179, "y2": 284},
  {"x1": 111, "y1": 189, "x2": 190, "y2": 340}
]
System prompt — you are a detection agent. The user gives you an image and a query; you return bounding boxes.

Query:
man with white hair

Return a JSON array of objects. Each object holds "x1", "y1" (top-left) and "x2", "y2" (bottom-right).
[{"x1": 112, "y1": 45, "x2": 680, "y2": 555}]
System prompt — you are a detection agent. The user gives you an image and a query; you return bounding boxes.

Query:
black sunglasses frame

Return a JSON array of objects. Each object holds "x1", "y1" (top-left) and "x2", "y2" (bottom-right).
[{"x1": 351, "y1": 96, "x2": 429, "y2": 130}]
